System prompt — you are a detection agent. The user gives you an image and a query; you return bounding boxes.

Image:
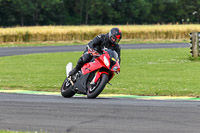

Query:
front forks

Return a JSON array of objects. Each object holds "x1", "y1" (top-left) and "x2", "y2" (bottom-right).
[{"x1": 90, "y1": 70, "x2": 109, "y2": 85}]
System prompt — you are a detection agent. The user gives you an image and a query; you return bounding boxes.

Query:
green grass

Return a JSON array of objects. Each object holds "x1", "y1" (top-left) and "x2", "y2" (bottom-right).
[
  {"x1": 0, "y1": 131, "x2": 41, "y2": 133},
  {"x1": 0, "y1": 48, "x2": 200, "y2": 96},
  {"x1": 0, "y1": 39, "x2": 188, "y2": 47}
]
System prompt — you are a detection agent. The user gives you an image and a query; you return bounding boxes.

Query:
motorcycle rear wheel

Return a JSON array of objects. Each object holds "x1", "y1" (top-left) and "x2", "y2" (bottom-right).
[
  {"x1": 61, "y1": 77, "x2": 75, "y2": 98},
  {"x1": 87, "y1": 73, "x2": 108, "y2": 99}
]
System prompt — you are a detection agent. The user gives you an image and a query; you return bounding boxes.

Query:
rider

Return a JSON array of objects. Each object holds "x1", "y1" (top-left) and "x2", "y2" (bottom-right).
[{"x1": 68, "y1": 28, "x2": 122, "y2": 76}]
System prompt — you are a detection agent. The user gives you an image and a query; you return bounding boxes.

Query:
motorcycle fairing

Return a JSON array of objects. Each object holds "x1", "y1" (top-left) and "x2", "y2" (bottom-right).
[
  {"x1": 81, "y1": 54, "x2": 110, "y2": 75},
  {"x1": 111, "y1": 61, "x2": 120, "y2": 72},
  {"x1": 74, "y1": 73, "x2": 90, "y2": 94},
  {"x1": 73, "y1": 70, "x2": 97, "y2": 94},
  {"x1": 81, "y1": 59, "x2": 102, "y2": 75}
]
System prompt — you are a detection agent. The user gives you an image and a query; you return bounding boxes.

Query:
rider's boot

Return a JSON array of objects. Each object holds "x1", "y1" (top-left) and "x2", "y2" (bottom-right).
[
  {"x1": 68, "y1": 68, "x2": 79, "y2": 77},
  {"x1": 68, "y1": 58, "x2": 84, "y2": 76}
]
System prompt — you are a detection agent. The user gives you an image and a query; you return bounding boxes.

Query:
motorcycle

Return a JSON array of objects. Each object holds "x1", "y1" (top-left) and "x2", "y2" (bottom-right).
[{"x1": 61, "y1": 49, "x2": 120, "y2": 99}]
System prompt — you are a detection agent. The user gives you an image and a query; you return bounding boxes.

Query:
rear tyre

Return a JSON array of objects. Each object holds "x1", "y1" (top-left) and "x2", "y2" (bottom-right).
[
  {"x1": 61, "y1": 78, "x2": 75, "y2": 98},
  {"x1": 87, "y1": 74, "x2": 108, "y2": 99}
]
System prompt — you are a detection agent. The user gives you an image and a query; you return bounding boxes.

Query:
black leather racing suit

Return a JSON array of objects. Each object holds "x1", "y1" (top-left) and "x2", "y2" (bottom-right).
[
  {"x1": 70, "y1": 33, "x2": 121, "y2": 75},
  {"x1": 86, "y1": 34, "x2": 121, "y2": 60}
]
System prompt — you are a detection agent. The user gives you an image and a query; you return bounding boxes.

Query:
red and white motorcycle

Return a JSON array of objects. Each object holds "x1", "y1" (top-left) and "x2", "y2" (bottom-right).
[{"x1": 61, "y1": 49, "x2": 120, "y2": 99}]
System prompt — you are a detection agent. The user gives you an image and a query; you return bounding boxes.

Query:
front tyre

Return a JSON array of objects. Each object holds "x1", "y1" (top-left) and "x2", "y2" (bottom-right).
[
  {"x1": 87, "y1": 74, "x2": 108, "y2": 99},
  {"x1": 61, "y1": 77, "x2": 75, "y2": 98}
]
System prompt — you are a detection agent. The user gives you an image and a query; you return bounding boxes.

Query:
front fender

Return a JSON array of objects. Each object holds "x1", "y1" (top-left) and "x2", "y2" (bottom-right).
[{"x1": 90, "y1": 71, "x2": 109, "y2": 84}]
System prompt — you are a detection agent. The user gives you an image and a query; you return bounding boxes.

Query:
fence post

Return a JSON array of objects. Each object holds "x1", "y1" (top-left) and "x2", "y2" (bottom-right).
[{"x1": 190, "y1": 32, "x2": 199, "y2": 57}]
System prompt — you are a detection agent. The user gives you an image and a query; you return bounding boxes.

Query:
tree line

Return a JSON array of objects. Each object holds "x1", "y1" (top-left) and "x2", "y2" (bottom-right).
[{"x1": 0, "y1": 0, "x2": 199, "y2": 26}]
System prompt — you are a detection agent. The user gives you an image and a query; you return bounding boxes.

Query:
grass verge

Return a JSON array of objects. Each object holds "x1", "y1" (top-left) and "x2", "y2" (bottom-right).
[
  {"x1": 0, "y1": 48, "x2": 199, "y2": 96},
  {"x1": 0, "y1": 131, "x2": 41, "y2": 133}
]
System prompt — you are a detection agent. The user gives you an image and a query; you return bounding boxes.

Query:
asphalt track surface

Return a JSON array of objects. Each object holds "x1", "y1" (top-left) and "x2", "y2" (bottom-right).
[
  {"x1": 0, "y1": 93, "x2": 200, "y2": 133},
  {"x1": 0, "y1": 43, "x2": 189, "y2": 57},
  {"x1": 1, "y1": 43, "x2": 200, "y2": 133}
]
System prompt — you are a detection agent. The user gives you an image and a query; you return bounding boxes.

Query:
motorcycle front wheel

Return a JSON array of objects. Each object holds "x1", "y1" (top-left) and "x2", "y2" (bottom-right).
[
  {"x1": 87, "y1": 73, "x2": 108, "y2": 99},
  {"x1": 61, "y1": 77, "x2": 75, "y2": 98}
]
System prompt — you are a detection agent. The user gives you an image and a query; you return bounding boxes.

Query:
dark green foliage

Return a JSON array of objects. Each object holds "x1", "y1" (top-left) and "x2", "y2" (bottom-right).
[{"x1": 0, "y1": 0, "x2": 199, "y2": 26}]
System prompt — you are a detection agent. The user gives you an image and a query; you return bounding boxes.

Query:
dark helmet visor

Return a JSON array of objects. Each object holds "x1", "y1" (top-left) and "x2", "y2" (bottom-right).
[{"x1": 111, "y1": 35, "x2": 120, "y2": 44}]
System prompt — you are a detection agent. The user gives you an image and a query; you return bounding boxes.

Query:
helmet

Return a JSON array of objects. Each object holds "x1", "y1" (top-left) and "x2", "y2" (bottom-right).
[{"x1": 109, "y1": 28, "x2": 122, "y2": 45}]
